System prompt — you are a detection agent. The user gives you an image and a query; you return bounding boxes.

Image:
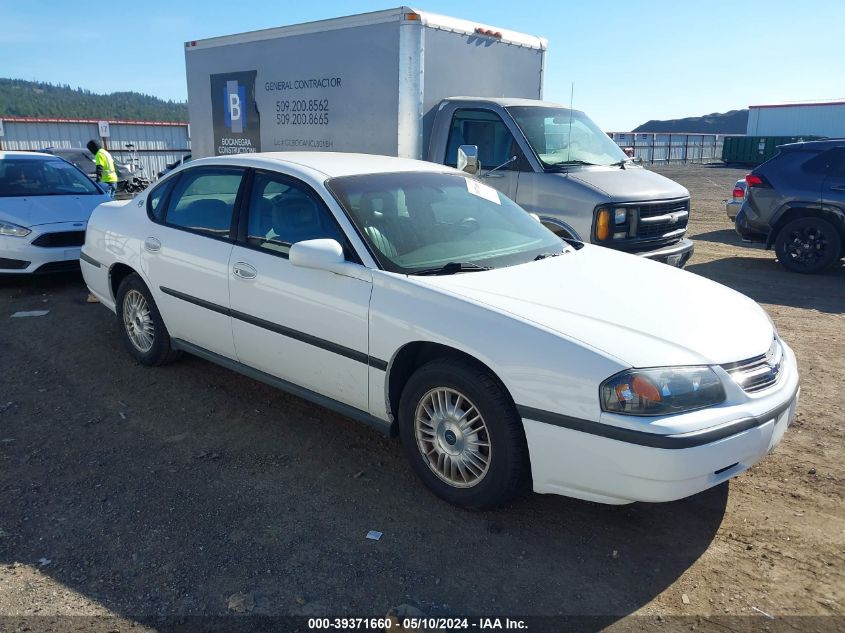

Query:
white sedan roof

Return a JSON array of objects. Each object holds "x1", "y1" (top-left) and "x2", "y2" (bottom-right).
[{"x1": 191, "y1": 152, "x2": 453, "y2": 178}]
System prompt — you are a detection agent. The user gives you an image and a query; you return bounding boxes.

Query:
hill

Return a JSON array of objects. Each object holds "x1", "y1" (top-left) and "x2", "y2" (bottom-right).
[
  {"x1": 633, "y1": 109, "x2": 748, "y2": 134},
  {"x1": 0, "y1": 78, "x2": 187, "y2": 122}
]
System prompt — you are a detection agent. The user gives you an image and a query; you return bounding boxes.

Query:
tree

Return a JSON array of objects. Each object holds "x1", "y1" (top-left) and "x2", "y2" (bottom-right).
[{"x1": 0, "y1": 78, "x2": 188, "y2": 121}]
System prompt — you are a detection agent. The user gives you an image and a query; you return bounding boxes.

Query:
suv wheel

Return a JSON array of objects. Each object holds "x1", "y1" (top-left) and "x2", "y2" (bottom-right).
[
  {"x1": 398, "y1": 358, "x2": 529, "y2": 510},
  {"x1": 116, "y1": 273, "x2": 181, "y2": 366},
  {"x1": 774, "y1": 217, "x2": 842, "y2": 274}
]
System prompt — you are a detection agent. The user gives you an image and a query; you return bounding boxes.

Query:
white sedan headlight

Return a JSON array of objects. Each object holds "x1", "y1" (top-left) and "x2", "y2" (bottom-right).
[
  {"x1": 0, "y1": 221, "x2": 31, "y2": 237},
  {"x1": 601, "y1": 366, "x2": 726, "y2": 416}
]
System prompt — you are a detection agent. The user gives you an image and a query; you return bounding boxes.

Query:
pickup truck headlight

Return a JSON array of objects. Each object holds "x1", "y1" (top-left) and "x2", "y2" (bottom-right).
[
  {"x1": 596, "y1": 209, "x2": 610, "y2": 240},
  {"x1": 0, "y1": 221, "x2": 31, "y2": 237},
  {"x1": 595, "y1": 207, "x2": 631, "y2": 240},
  {"x1": 601, "y1": 367, "x2": 726, "y2": 416},
  {"x1": 613, "y1": 208, "x2": 627, "y2": 224}
]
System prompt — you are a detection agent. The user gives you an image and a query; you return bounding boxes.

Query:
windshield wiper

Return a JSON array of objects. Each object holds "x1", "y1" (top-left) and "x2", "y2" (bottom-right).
[
  {"x1": 610, "y1": 158, "x2": 630, "y2": 169},
  {"x1": 410, "y1": 262, "x2": 492, "y2": 276},
  {"x1": 533, "y1": 251, "x2": 566, "y2": 261},
  {"x1": 546, "y1": 160, "x2": 598, "y2": 170}
]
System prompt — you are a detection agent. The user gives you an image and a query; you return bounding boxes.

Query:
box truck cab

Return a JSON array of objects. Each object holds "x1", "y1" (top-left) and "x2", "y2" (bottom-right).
[
  {"x1": 428, "y1": 98, "x2": 693, "y2": 263},
  {"x1": 185, "y1": 7, "x2": 693, "y2": 266}
]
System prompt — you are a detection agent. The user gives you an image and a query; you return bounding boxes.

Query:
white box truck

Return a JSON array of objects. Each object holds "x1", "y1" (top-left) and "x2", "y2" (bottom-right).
[{"x1": 185, "y1": 7, "x2": 694, "y2": 264}]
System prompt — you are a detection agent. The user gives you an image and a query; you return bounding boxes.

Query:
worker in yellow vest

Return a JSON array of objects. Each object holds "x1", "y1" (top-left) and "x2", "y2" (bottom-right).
[{"x1": 86, "y1": 139, "x2": 118, "y2": 198}]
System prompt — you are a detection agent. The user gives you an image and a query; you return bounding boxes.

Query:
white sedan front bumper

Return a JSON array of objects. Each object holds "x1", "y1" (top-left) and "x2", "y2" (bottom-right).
[
  {"x1": 0, "y1": 221, "x2": 87, "y2": 275},
  {"x1": 522, "y1": 343, "x2": 800, "y2": 504}
]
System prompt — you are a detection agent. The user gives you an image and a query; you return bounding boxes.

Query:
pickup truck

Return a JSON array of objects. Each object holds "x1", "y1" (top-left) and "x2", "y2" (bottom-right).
[{"x1": 184, "y1": 7, "x2": 694, "y2": 266}]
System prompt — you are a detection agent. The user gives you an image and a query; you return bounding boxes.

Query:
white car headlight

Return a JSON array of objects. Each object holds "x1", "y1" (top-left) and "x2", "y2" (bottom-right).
[
  {"x1": 0, "y1": 221, "x2": 31, "y2": 237},
  {"x1": 601, "y1": 366, "x2": 726, "y2": 416}
]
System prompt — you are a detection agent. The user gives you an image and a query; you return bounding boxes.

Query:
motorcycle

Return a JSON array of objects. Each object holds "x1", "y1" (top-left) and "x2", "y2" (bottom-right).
[{"x1": 116, "y1": 144, "x2": 151, "y2": 196}]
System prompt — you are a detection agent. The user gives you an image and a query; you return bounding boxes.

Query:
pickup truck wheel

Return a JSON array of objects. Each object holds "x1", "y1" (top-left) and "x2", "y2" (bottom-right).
[
  {"x1": 398, "y1": 358, "x2": 528, "y2": 510},
  {"x1": 775, "y1": 217, "x2": 841, "y2": 274},
  {"x1": 116, "y1": 274, "x2": 181, "y2": 366}
]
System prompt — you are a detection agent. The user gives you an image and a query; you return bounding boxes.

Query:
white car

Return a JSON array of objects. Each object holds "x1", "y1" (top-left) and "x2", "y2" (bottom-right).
[
  {"x1": 0, "y1": 151, "x2": 112, "y2": 274},
  {"x1": 80, "y1": 152, "x2": 799, "y2": 509}
]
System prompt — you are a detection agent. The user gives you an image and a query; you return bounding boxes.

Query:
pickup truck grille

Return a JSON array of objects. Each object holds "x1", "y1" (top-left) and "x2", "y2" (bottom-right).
[
  {"x1": 722, "y1": 338, "x2": 783, "y2": 393},
  {"x1": 31, "y1": 231, "x2": 86, "y2": 248},
  {"x1": 635, "y1": 199, "x2": 689, "y2": 240}
]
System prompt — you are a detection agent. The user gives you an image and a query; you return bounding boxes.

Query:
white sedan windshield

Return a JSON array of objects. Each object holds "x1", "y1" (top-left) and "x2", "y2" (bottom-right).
[{"x1": 327, "y1": 172, "x2": 565, "y2": 274}]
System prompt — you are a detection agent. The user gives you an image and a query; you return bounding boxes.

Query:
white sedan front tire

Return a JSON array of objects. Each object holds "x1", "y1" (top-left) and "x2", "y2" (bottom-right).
[{"x1": 398, "y1": 358, "x2": 529, "y2": 510}]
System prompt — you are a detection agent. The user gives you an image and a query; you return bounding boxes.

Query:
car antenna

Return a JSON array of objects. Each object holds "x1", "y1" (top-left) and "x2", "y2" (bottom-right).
[{"x1": 567, "y1": 82, "x2": 574, "y2": 162}]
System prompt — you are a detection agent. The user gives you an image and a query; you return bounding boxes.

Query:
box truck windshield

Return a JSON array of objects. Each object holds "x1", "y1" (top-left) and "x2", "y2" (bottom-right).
[{"x1": 507, "y1": 107, "x2": 628, "y2": 168}]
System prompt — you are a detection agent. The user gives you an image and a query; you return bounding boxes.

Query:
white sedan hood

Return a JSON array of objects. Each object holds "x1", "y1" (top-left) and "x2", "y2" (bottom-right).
[
  {"x1": 0, "y1": 194, "x2": 109, "y2": 227},
  {"x1": 414, "y1": 245, "x2": 774, "y2": 368}
]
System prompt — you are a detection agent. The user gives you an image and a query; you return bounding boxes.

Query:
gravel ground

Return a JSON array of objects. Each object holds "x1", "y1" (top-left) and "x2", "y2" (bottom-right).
[{"x1": 0, "y1": 163, "x2": 842, "y2": 632}]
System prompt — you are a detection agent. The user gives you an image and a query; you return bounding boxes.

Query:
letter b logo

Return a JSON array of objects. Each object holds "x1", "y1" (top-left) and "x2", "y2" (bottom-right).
[
  {"x1": 228, "y1": 93, "x2": 241, "y2": 122},
  {"x1": 225, "y1": 80, "x2": 244, "y2": 133}
]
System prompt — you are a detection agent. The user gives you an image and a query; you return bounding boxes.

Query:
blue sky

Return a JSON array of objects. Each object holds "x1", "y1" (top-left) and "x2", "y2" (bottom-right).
[{"x1": 2, "y1": 0, "x2": 843, "y2": 130}]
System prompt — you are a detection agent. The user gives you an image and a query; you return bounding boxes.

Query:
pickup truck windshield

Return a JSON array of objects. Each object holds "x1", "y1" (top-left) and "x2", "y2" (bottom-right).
[
  {"x1": 507, "y1": 106, "x2": 628, "y2": 169},
  {"x1": 326, "y1": 172, "x2": 566, "y2": 274},
  {"x1": 0, "y1": 157, "x2": 101, "y2": 197}
]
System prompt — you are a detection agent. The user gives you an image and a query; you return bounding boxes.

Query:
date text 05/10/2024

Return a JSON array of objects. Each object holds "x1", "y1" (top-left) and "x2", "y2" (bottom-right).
[{"x1": 306, "y1": 617, "x2": 528, "y2": 630}]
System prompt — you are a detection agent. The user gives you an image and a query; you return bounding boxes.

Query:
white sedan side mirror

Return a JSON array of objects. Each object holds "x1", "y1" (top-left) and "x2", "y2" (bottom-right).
[
  {"x1": 290, "y1": 238, "x2": 344, "y2": 270},
  {"x1": 289, "y1": 239, "x2": 371, "y2": 281}
]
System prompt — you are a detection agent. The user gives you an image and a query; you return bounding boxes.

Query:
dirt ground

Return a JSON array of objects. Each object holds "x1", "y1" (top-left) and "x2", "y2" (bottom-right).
[{"x1": 0, "y1": 163, "x2": 842, "y2": 632}]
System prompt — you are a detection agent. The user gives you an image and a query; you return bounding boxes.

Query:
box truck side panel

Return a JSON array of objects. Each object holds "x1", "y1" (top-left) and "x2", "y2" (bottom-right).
[
  {"x1": 420, "y1": 28, "x2": 545, "y2": 156},
  {"x1": 186, "y1": 21, "x2": 401, "y2": 159}
]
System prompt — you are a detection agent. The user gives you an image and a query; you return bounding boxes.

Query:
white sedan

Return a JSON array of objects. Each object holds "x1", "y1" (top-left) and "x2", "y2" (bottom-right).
[
  {"x1": 80, "y1": 152, "x2": 799, "y2": 509},
  {"x1": 1, "y1": 151, "x2": 111, "y2": 274}
]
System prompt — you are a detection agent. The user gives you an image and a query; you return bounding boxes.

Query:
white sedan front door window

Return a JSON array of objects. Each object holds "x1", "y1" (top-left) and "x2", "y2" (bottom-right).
[{"x1": 227, "y1": 170, "x2": 373, "y2": 411}]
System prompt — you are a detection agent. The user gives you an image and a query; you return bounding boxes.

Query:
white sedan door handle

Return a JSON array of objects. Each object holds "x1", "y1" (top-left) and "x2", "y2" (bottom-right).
[
  {"x1": 232, "y1": 262, "x2": 257, "y2": 280},
  {"x1": 144, "y1": 237, "x2": 161, "y2": 252}
]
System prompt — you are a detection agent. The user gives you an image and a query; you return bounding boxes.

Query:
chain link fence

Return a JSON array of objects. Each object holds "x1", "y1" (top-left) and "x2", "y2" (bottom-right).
[{"x1": 609, "y1": 132, "x2": 741, "y2": 164}]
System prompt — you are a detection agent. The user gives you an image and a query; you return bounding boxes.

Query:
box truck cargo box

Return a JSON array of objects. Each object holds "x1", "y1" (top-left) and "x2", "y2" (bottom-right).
[{"x1": 185, "y1": 8, "x2": 544, "y2": 159}]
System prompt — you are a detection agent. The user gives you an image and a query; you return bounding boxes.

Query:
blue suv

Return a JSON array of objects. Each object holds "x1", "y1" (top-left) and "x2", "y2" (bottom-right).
[{"x1": 736, "y1": 139, "x2": 845, "y2": 273}]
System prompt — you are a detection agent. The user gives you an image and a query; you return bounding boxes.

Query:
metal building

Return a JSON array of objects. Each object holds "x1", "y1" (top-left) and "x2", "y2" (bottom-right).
[
  {"x1": 746, "y1": 101, "x2": 845, "y2": 137},
  {"x1": 0, "y1": 116, "x2": 191, "y2": 177}
]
